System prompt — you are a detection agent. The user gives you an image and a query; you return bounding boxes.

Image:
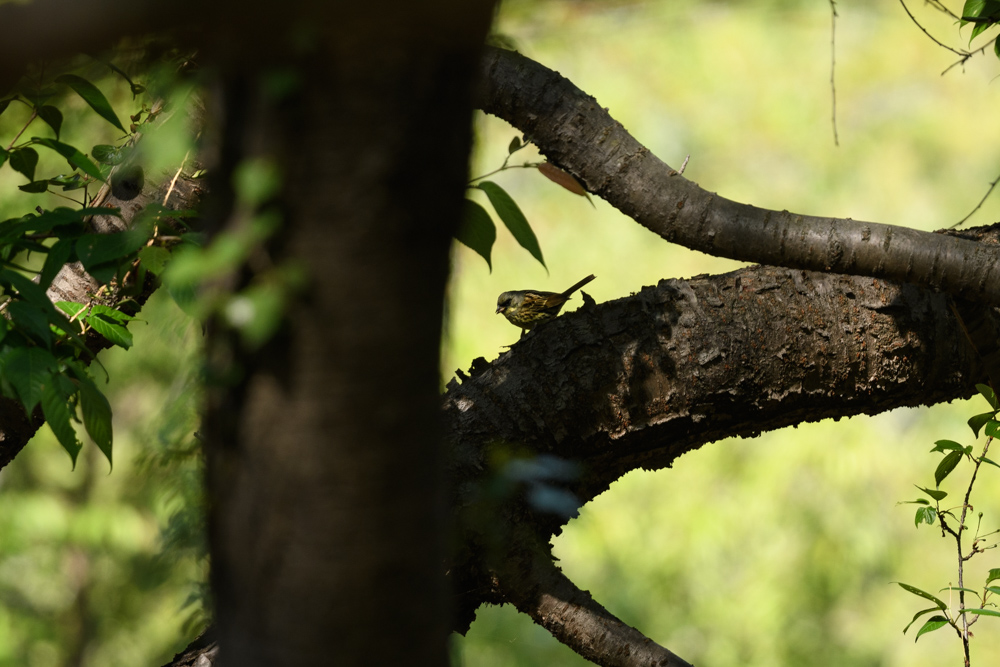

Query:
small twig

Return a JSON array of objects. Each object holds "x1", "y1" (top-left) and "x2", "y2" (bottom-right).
[
  {"x1": 6, "y1": 108, "x2": 38, "y2": 151},
  {"x1": 951, "y1": 170, "x2": 1000, "y2": 229},
  {"x1": 162, "y1": 150, "x2": 191, "y2": 208},
  {"x1": 669, "y1": 155, "x2": 690, "y2": 177},
  {"x1": 898, "y1": 0, "x2": 969, "y2": 57},
  {"x1": 829, "y1": 0, "x2": 840, "y2": 147},
  {"x1": 468, "y1": 161, "x2": 543, "y2": 185}
]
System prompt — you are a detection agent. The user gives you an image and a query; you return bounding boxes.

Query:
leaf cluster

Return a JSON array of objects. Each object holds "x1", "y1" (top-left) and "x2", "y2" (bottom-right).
[{"x1": 0, "y1": 65, "x2": 191, "y2": 467}]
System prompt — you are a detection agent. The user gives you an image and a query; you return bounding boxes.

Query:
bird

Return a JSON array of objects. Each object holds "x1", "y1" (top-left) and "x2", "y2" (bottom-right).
[{"x1": 496, "y1": 275, "x2": 595, "y2": 336}]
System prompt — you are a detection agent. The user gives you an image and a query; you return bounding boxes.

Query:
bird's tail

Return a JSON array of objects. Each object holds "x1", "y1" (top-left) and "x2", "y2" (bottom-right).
[{"x1": 561, "y1": 274, "x2": 596, "y2": 297}]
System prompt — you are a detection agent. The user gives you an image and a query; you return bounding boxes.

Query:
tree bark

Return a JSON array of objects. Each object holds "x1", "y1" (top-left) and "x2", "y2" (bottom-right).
[{"x1": 198, "y1": 3, "x2": 497, "y2": 665}]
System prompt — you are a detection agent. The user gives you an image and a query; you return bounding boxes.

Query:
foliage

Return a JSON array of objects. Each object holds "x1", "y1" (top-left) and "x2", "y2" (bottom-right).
[
  {"x1": 457, "y1": 135, "x2": 590, "y2": 271},
  {"x1": 896, "y1": 384, "x2": 1000, "y2": 664},
  {"x1": 0, "y1": 60, "x2": 196, "y2": 466}
]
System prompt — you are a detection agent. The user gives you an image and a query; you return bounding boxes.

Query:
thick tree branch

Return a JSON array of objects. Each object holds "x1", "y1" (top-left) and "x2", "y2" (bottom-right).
[
  {"x1": 476, "y1": 47, "x2": 1000, "y2": 305},
  {"x1": 445, "y1": 262, "x2": 990, "y2": 636}
]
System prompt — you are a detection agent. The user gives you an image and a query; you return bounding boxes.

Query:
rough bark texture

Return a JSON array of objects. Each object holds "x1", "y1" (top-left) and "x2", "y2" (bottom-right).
[
  {"x1": 198, "y1": 3, "x2": 497, "y2": 666},
  {"x1": 444, "y1": 265, "x2": 991, "y2": 644},
  {"x1": 476, "y1": 47, "x2": 1000, "y2": 305}
]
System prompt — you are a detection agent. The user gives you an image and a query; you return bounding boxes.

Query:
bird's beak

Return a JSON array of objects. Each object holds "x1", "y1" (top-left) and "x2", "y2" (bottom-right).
[{"x1": 496, "y1": 305, "x2": 505, "y2": 314}]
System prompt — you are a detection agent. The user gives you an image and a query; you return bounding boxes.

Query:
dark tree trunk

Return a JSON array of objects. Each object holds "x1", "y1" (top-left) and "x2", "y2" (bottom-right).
[{"x1": 199, "y1": 3, "x2": 497, "y2": 665}]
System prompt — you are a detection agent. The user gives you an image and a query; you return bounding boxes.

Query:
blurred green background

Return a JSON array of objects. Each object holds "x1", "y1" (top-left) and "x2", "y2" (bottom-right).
[{"x1": 2, "y1": 1, "x2": 1000, "y2": 666}]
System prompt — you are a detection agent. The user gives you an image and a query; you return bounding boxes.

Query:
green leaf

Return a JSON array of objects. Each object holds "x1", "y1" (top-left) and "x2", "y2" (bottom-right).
[
  {"x1": 0, "y1": 207, "x2": 105, "y2": 238},
  {"x1": 940, "y1": 586, "x2": 981, "y2": 596},
  {"x1": 36, "y1": 105, "x2": 62, "y2": 139},
  {"x1": 41, "y1": 375, "x2": 81, "y2": 466},
  {"x1": 0, "y1": 98, "x2": 11, "y2": 117},
  {"x1": 995, "y1": 34, "x2": 1000, "y2": 60},
  {"x1": 935, "y1": 450, "x2": 964, "y2": 486},
  {"x1": 968, "y1": 411, "x2": 995, "y2": 437},
  {"x1": 84, "y1": 306, "x2": 133, "y2": 349},
  {"x1": 0, "y1": 346, "x2": 57, "y2": 412},
  {"x1": 988, "y1": 586, "x2": 1000, "y2": 596},
  {"x1": 6, "y1": 301, "x2": 54, "y2": 347},
  {"x1": 55, "y1": 74, "x2": 126, "y2": 133},
  {"x1": 39, "y1": 238, "x2": 75, "y2": 290},
  {"x1": 76, "y1": 228, "x2": 152, "y2": 269},
  {"x1": 32, "y1": 137, "x2": 105, "y2": 182},
  {"x1": 17, "y1": 180, "x2": 49, "y2": 193},
  {"x1": 77, "y1": 374, "x2": 112, "y2": 467},
  {"x1": 476, "y1": 180, "x2": 546, "y2": 269},
  {"x1": 0, "y1": 270, "x2": 83, "y2": 349},
  {"x1": 137, "y1": 245, "x2": 171, "y2": 275},
  {"x1": 916, "y1": 486, "x2": 947, "y2": 501},
  {"x1": 455, "y1": 200, "x2": 496, "y2": 270},
  {"x1": 987, "y1": 420, "x2": 1000, "y2": 438},
  {"x1": 931, "y1": 440, "x2": 965, "y2": 454},
  {"x1": 508, "y1": 136, "x2": 522, "y2": 154},
  {"x1": 903, "y1": 607, "x2": 943, "y2": 634},
  {"x1": 980, "y1": 455, "x2": 1000, "y2": 470},
  {"x1": 977, "y1": 383, "x2": 999, "y2": 409},
  {"x1": 987, "y1": 568, "x2": 1000, "y2": 585},
  {"x1": 915, "y1": 506, "x2": 937, "y2": 526},
  {"x1": 9, "y1": 147, "x2": 38, "y2": 181},
  {"x1": 91, "y1": 144, "x2": 126, "y2": 165},
  {"x1": 914, "y1": 616, "x2": 949, "y2": 641},
  {"x1": 0, "y1": 148, "x2": 7, "y2": 168},
  {"x1": 54, "y1": 301, "x2": 85, "y2": 318},
  {"x1": 963, "y1": 608, "x2": 1000, "y2": 618},
  {"x1": 895, "y1": 582, "x2": 947, "y2": 610}
]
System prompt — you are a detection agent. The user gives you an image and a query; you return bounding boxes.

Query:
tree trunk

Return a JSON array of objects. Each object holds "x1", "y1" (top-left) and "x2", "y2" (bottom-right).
[{"x1": 200, "y1": 3, "x2": 497, "y2": 665}]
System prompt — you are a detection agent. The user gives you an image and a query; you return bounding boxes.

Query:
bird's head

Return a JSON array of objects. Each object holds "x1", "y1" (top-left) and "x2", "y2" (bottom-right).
[{"x1": 496, "y1": 291, "x2": 515, "y2": 314}]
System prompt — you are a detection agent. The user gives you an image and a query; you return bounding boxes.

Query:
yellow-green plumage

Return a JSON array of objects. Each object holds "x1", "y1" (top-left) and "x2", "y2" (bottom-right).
[{"x1": 496, "y1": 275, "x2": 595, "y2": 335}]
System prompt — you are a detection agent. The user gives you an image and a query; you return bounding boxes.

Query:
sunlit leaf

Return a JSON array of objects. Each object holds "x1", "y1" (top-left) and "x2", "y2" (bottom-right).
[
  {"x1": 85, "y1": 306, "x2": 133, "y2": 349},
  {"x1": 895, "y1": 582, "x2": 947, "y2": 610},
  {"x1": 931, "y1": 440, "x2": 965, "y2": 454},
  {"x1": 477, "y1": 180, "x2": 545, "y2": 269},
  {"x1": 55, "y1": 74, "x2": 126, "y2": 133},
  {"x1": 935, "y1": 450, "x2": 964, "y2": 486},
  {"x1": 916, "y1": 486, "x2": 947, "y2": 501},
  {"x1": 902, "y1": 606, "x2": 942, "y2": 634},
  {"x1": 968, "y1": 411, "x2": 994, "y2": 437},
  {"x1": 914, "y1": 616, "x2": 949, "y2": 641}
]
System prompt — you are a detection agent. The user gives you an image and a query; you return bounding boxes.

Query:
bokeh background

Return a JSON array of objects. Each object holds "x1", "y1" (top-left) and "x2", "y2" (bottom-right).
[{"x1": 2, "y1": 1, "x2": 1000, "y2": 665}]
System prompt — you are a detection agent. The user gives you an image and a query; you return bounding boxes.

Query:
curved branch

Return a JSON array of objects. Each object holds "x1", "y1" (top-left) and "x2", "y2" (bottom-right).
[
  {"x1": 496, "y1": 533, "x2": 693, "y2": 667},
  {"x1": 475, "y1": 47, "x2": 1000, "y2": 305}
]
